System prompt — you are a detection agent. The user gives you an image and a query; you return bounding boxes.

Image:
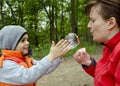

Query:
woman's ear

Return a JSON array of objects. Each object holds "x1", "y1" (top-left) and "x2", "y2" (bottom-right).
[{"x1": 108, "y1": 17, "x2": 117, "y2": 30}]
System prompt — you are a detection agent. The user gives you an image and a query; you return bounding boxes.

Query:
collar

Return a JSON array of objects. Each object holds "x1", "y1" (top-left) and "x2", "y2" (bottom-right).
[
  {"x1": 104, "y1": 31, "x2": 120, "y2": 51},
  {"x1": 0, "y1": 50, "x2": 32, "y2": 67},
  {"x1": 2, "y1": 49, "x2": 24, "y2": 58}
]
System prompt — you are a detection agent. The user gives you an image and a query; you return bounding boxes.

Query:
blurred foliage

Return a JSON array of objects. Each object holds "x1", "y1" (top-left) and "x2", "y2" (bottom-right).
[{"x1": 0, "y1": 0, "x2": 100, "y2": 58}]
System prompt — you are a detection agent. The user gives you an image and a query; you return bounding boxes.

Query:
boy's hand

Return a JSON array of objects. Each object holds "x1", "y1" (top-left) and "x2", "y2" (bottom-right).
[{"x1": 47, "y1": 39, "x2": 70, "y2": 62}]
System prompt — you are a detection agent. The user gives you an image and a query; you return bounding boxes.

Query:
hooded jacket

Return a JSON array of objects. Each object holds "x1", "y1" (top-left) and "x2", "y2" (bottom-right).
[
  {"x1": 0, "y1": 50, "x2": 36, "y2": 86},
  {"x1": 0, "y1": 25, "x2": 62, "y2": 86}
]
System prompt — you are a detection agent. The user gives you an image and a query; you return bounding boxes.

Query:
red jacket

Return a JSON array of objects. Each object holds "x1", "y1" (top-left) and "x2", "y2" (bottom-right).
[{"x1": 83, "y1": 32, "x2": 120, "y2": 86}]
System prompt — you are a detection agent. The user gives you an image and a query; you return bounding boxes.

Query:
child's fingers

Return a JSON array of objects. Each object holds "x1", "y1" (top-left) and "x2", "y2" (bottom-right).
[
  {"x1": 55, "y1": 39, "x2": 64, "y2": 46},
  {"x1": 61, "y1": 46, "x2": 70, "y2": 56},
  {"x1": 51, "y1": 41, "x2": 55, "y2": 47}
]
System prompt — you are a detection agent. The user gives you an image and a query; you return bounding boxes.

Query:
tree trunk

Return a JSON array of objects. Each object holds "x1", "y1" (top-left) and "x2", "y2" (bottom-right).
[
  {"x1": 71, "y1": 0, "x2": 77, "y2": 33},
  {"x1": 50, "y1": 5, "x2": 55, "y2": 42},
  {"x1": 6, "y1": 0, "x2": 16, "y2": 24},
  {"x1": 0, "y1": 0, "x2": 4, "y2": 27},
  {"x1": 60, "y1": 1, "x2": 64, "y2": 39}
]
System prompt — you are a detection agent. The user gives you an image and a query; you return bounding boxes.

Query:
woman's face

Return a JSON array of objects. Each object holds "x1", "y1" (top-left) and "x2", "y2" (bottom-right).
[
  {"x1": 15, "y1": 34, "x2": 29, "y2": 55},
  {"x1": 87, "y1": 6, "x2": 111, "y2": 42}
]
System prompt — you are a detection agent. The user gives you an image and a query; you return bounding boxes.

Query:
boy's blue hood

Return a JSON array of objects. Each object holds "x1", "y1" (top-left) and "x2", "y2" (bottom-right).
[{"x1": 0, "y1": 25, "x2": 27, "y2": 50}]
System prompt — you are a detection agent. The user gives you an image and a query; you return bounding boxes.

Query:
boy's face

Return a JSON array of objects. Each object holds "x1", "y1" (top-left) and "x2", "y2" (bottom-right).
[{"x1": 15, "y1": 34, "x2": 29, "y2": 55}]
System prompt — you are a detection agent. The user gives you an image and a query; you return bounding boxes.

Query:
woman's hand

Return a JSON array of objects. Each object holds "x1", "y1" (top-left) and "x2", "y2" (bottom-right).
[
  {"x1": 73, "y1": 48, "x2": 92, "y2": 66},
  {"x1": 47, "y1": 39, "x2": 70, "y2": 62}
]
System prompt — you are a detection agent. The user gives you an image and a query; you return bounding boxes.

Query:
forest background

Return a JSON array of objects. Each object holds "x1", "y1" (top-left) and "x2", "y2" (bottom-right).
[{"x1": 0, "y1": 0, "x2": 100, "y2": 58}]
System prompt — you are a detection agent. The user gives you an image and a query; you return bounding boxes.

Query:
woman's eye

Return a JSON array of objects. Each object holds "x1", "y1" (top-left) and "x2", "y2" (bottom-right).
[
  {"x1": 91, "y1": 19, "x2": 95, "y2": 22},
  {"x1": 89, "y1": 17, "x2": 95, "y2": 23}
]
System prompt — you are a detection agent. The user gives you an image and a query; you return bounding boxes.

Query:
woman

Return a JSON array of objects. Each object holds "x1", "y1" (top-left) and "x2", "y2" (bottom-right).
[{"x1": 73, "y1": 0, "x2": 120, "y2": 86}]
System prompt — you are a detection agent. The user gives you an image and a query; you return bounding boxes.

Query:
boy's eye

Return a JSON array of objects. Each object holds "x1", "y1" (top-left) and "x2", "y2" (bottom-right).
[
  {"x1": 21, "y1": 38, "x2": 29, "y2": 43},
  {"x1": 21, "y1": 39, "x2": 25, "y2": 42}
]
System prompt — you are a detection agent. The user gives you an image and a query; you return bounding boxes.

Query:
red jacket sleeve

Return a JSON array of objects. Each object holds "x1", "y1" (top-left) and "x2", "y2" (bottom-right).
[
  {"x1": 115, "y1": 60, "x2": 120, "y2": 85},
  {"x1": 82, "y1": 58, "x2": 96, "y2": 77}
]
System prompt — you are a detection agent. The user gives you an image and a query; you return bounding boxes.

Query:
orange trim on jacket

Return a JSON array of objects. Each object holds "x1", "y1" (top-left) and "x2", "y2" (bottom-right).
[{"x1": 0, "y1": 49, "x2": 36, "y2": 86}]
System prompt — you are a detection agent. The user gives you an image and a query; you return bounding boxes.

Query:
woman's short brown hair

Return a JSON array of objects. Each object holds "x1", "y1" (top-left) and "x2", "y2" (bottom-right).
[{"x1": 85, "y1": 0, "x2": 120, "y2": 26}]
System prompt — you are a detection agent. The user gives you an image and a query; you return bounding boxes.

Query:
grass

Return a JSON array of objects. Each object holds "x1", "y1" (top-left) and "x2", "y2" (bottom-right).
[
  {"x1": 0, "y1": 43, "x2": 99, "y2": 60},
  {"x1": 0, "y1": 43, "x2": 99, "y2": 59},
  {"x1": 32, "y1": 44, "x2": 98, "y2": 59}
]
